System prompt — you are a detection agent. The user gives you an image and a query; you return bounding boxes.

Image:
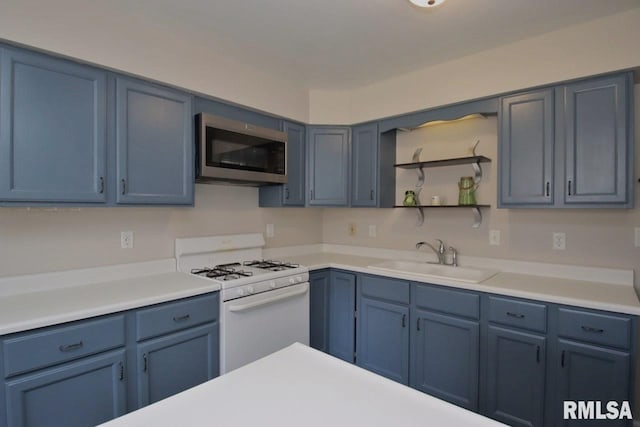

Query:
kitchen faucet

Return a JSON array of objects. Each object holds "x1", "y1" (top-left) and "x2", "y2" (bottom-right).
[{"x1": 416, "y1": 239, "x2": 458, "y2": 267}]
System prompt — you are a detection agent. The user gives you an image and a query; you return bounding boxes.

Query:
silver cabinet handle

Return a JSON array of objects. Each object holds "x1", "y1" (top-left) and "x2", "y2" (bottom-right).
[
  {"x1": 506, "y1": 312, "x2": 525, "y2": 319},
  {"x1": 416, "y1": 318, "x2": 421, "y2": 331},
  {"x1": 545, "y1": 181, "x2": 550, "y2": 197},
  {"x1": 370, "y1": 189, "x2": 374, "y2": 200},
  {"x1": 173, "y1": 314, "x2": 191, "y2": 322},
  {"x1": 121, "y1": 179, "x2": 126, "y2": 195},
  {"x1": 568, "y1": 180, "x2": 572, "y2": 196},
  {"x1": 310, "y1": 189, "x2": 314, "y2": 200},
  {"x1": 59, "y1": 341, "x2": 83, "y2": 352},
  {"x1": 536, "y1": 346, "x2": 540, "y2": 363},
  {"x1": 285, "y1": 187, "x2": 290, "y2": 199},
  {"x1": 99, "y1": 177, "x2": 104, "y2": 194},
  {"x1": 402, "y1": 314, "x2": 406, "y2": 328},
  {"x1": 561, "y1": 350, "x2": 565, "y2": 367},
  {"x1": 143, "y1": 353, "x2": 148, "y2": 372},
  {"x1": 119, "y1": 362, "x2": 125, "y2": 381}
]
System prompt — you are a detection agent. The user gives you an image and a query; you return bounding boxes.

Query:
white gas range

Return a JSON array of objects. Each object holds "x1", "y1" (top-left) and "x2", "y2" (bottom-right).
[{"x1": 175, "y1": 234, "x2": 309, "y2": 374}]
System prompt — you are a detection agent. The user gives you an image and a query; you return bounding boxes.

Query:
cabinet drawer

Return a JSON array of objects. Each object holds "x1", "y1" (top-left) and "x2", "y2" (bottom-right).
[
  {"x1": 360, "y1": 275, "x2": 409, "y2": 305},
  {"x1": 413, "y1": 283, "x2": 479, "y2": 319},
  {"x1": 3, "y1": 315, "x2": 125, "y2": 378},
  {"x1": 488, "y1": 297, "x2": 547, "y2": 333},
  {"x1": 136, "y1": 292, "x2": 219, "y2": 341},
  {"x1": 557, "y1": 308, "x2": 631, "y2": 349}
]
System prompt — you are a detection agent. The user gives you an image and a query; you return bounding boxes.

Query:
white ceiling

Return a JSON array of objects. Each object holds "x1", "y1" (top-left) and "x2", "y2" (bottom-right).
[{"x1": 12, "y1": 0, "x2": 640, "y2": 90}]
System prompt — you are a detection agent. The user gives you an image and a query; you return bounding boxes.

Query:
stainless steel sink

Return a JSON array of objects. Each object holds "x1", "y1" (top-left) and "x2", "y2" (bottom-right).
[{"x1": 367, "y1": 260, "x2": 498, "y2": 284}]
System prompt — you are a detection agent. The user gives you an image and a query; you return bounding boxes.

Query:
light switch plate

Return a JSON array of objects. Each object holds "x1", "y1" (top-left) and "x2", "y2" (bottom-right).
[
  {"x1": 121, "y1": 231, "x2": 134, "y2": 249},
  {"x1": 266, "y1": 224, "x2": 275, "y2": 238},
  {"x1": 348, "y1": 223, "x2": 357, "y2": 237},
  {"x1": 635, "y1": 227, "x2": 640, "y2": 247},
  {"x1": 553, "y1": 232, "x2": 566, "y2": 250},
  {"x1": 369, "y1": 225, "x2": 377, "y2": 238},
  {"x1": 489, "y1": 229, "x2": 501, "y2": 246}
]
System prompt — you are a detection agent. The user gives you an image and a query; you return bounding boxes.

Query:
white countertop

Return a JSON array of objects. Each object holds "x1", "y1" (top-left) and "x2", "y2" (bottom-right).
[
  {"x1": 100, "y1": 343, "x2": 505, "y2": 427},
  {"x1": 0, "y1": 270, "x2": 220, "y2": 335},
  {"x1": 283, "y1": 252, "x2": 640, "y2": 316}
]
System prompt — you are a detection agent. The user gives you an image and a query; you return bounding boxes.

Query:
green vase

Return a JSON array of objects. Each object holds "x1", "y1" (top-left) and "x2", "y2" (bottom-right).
[
  {"x1": 403, "y1": 190, "x2": 417, "y2": 206},
  {"x1": 458, "y1": 176, "x2": 477, "y2": 205}
]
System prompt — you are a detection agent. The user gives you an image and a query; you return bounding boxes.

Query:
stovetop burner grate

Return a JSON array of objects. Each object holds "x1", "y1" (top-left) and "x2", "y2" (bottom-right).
[
  {"x1": 191, "y1": 266, "x2": 253, "y2": 280},
  {"x1": 243, "y1": 260, "x2": 300, "y2": 271}
]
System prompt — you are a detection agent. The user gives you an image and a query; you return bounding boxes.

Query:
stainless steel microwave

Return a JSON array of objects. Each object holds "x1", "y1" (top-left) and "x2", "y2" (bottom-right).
[{"x1": 195, "y1": 113, "x2": 287, "y2": 185}]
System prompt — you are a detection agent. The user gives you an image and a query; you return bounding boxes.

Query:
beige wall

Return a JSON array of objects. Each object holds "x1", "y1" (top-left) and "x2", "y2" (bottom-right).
[
  {"x1": 323, "y1": 85, "x2": 640, "y2": 286},
  {"x1": 0, "y1": 1, "x2": 310, "y2": 123},
  {"x1": 0, "y1": 185, "x2": 323, "y2": 277},
  {"x1": 309, "y1": 7, "x2": 640, "y2": 124}
]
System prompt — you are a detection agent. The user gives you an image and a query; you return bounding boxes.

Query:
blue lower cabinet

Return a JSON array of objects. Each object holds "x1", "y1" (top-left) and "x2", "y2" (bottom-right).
[
  {"x1": 327, "y1": 271, "x2": 356, "y2": 362},
  {"x1": 136, "y1": 323, "x2": 219, "y2": 407},
  {"x1": 553, "y1": 339, "x2": 630, "y2": 427},
  {"x1": 486, "y1": 326, "x2": 546, "y2": 427},
  {"x1": 309, "y1": 270, "x2": 329, "y2": 352},
  {"x1": 357, "y1": 297, "x2": 409, "y2": 384},
  {"x1": 5, "y1": 349, "x2": 126, "y2": 427},
  {"x1": 410, "y1": 309, "x2": 479, "y2": 410}
]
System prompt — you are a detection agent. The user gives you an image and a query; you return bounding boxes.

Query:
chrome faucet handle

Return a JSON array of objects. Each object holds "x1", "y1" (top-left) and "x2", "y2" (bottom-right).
[
  {"x1": 449, "y1": 247, "x2": 458, "y2": 267},
  {"x1": 435, "y1": 239, "x2": 445, "y2": 254}
]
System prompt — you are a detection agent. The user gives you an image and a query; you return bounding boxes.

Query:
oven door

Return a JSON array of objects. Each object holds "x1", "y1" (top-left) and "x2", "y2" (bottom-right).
[{"x1": 220, "y1": 283, "x2": 309, "y2": 374}]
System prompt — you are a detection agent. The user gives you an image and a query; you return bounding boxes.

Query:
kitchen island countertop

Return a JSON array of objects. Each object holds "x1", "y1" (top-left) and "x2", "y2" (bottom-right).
[{"x1": 100, "y1": 342, "x2": 505, "y2": 427}]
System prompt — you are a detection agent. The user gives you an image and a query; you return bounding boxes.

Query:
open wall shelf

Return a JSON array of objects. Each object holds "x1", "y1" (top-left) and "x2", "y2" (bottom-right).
[{"x1": 395, "y1": 155, "x2": 491, "y2": 169}]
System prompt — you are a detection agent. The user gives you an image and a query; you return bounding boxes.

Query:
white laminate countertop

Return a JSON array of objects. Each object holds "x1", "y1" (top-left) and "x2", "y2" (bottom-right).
[
  {"x1": 100, "y1": 342, "x2": 505, "y2": 427},
  {"x1": 0, "y1": 271, "x2": 220, "y2": 335},
  {"x1": 283, "y1": 252, "x2": 640, "y2": 316}
]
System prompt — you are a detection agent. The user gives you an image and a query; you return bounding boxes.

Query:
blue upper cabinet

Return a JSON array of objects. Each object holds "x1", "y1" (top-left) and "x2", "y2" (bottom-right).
[
  {"x1": 0, "y1": 48, "x2": 107, "y2": 203},
  {"x1": 307, "y1": 126, "x2": 350, "y2": 206},
  {"x1": 115, "y1": 77, "x2": 194, "y2": 205},
  {"x1": 499, "y1": 72, "x2": 633, "y2": 209},
  {"x1": 498, "y1": 88, "x2": 555, "y2": 207},
  {"x1": 351, "y1": 123, "x2": 378, "y2": 207},
  {"x1": 259, "y1": 121, "x2": 306, "y2": 207},
  {"x1": 561, "y1": 74, "x2": 631, "y2": 206}
]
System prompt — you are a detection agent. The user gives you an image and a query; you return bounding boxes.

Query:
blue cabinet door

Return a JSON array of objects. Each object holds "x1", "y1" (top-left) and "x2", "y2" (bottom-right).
[
  {"x1": 486, "y1": 326, "x2": 546, "y2": 427},
  {"x1": 259, "y1": 121, "x2": 306, "y2": 207},
  {"x1": 307, "y1": 127, "x2": 350, "y2": 206},
  {"x1": 136, "y1": 323, "x2": 218, "y2": 407},
  {"x1": 0, "y1": 48, "x2": 107, "y2": 202},
  {"x1": 351, "y1": 123, "x2": 378, "y2": 207},
  {"x1": 554, "y1": 339, "x2": 630, "y2": 427},
  {"x1": 562, "y1": 74, "x2": 630, "y2": 205},
  {"x1": 499, "y1": 89, "x2": 555, "y2": 207},
  {"x1": 5, "y1": 349, "x2": 126, "y2": 427},
  {"x1": 116, "y1": 78, "x2": 193, "y2": 205},
  {"x1": 411, "y1": 309, "x2": 479, "y2": 410},
  {"x1": 357, "y1": 297, "x2": 409, "y2": 384},
  {"x1": 327, "y1": 271, "x2": 356, "y2": 362},
  {"x1": 309, "y1": 270, "x2": 329, "y2": 352}
]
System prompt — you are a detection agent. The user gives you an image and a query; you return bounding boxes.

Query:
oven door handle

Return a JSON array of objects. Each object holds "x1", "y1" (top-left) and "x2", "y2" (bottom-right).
[{"x1": 228, "y1": 283, "x2": 309, "y2": 313}]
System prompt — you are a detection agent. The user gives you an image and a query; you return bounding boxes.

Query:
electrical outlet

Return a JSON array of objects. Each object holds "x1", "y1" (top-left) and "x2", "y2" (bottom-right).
[
  {"x1": 489, "y1": 229, "x2": 501, "y2": 246},
  {"x1": 121, "y1": 231, "x2": 134, "y2": 249},
  {"x1": 266, "y1": 224, "x2": 275, "y2": 238},
  {"x1": 635, "y1": 227, "x2": 640, "y2": 247},
  {"x1": 369, "y1": 225, "x2": 377, "y2": 238},
  {"x1": 552, "y1": 232, "x2": 566, "y2": 250},
  {"x1": 348, "y1": 223, "x2": 357, "y2": 237}
]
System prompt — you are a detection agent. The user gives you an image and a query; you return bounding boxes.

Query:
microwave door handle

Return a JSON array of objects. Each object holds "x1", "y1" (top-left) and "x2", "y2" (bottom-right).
[{"x1": 228, "y1": 284, "x2": 308, "y2": 313}]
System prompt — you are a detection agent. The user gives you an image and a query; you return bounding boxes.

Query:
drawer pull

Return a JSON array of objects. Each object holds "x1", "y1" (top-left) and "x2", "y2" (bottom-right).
[
  {"x1": 536, "y1": 345, "x2": 540, "y2": 363},
  {"x1": 506, "y1": 312, "x2": 525, "y2": 319},
  {"x1": 143, "y1": 353, "x2": 148, "y2": 372},
  {"x1": 581, "y1": 326, "x2": 604, "y2": 334},
  {"x1": 173, "y1": 314, "x2": 191, "y2": 322},
  {"x1": 402, "y1": 314, "x2": 406, "y2": 328},
  {"x1": 417, "y1": 318, "x2": 421, "y2": 331},
  {"x1": 59, "y1": 341, "x2": 83, "y2": 352}
]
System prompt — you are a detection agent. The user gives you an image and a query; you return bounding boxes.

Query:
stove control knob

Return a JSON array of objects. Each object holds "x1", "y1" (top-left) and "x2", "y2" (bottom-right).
[
  {"x1": 237, "y1": 289, "x2": 245, "y2": 297},
  {"x1": 269, "y1": 281, "x2": 277, "y2": 289},
  {"x1": 288, "y1": 277, "x2": 295, "y2": 284},
  {"x1": 247, "y1": 286, "x2": 255, "y2": 294}
]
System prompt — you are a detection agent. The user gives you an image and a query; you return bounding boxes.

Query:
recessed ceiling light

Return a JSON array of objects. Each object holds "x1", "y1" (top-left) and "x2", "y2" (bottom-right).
[{"x1": 408, "y1": 0, "x2": 447, "y2": 8}]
